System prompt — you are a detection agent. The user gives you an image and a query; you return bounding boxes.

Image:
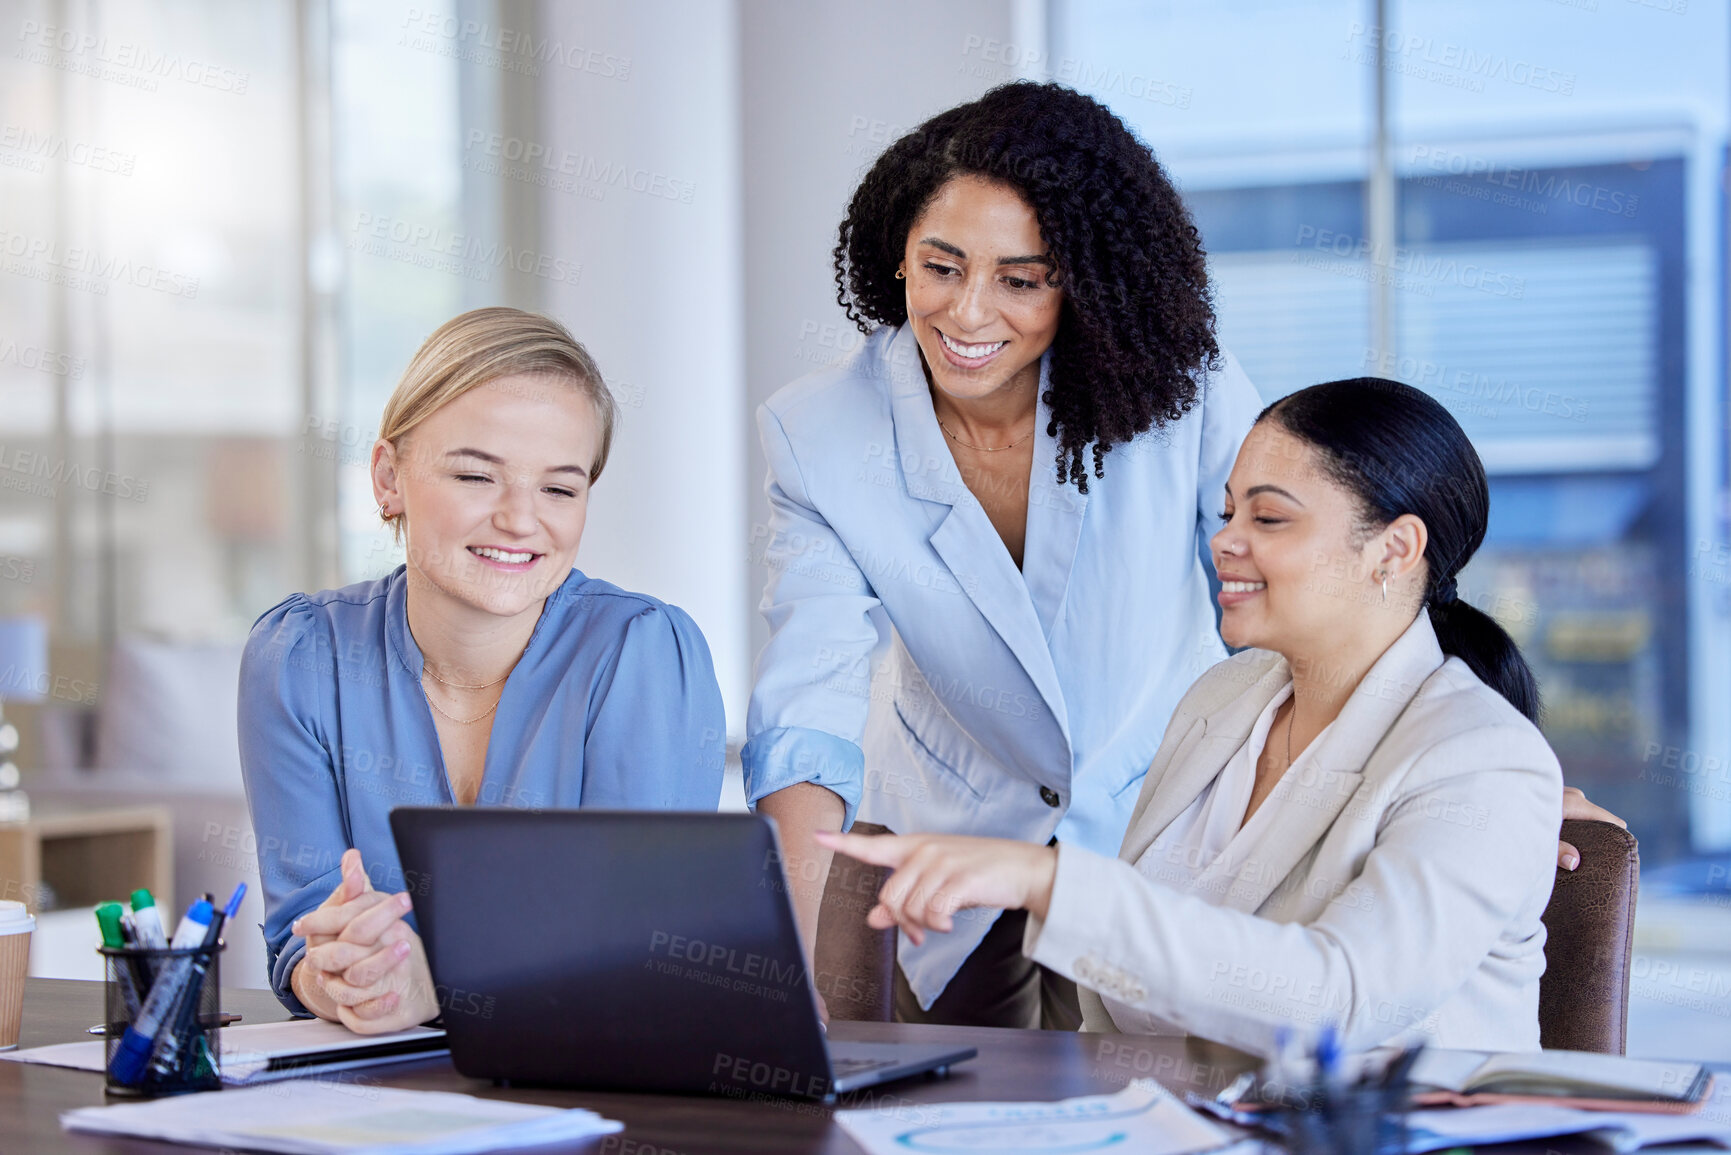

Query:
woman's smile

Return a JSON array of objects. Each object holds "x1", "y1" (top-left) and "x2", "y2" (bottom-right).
[
  {"x1": 935, "y1": 328, "x2": 1010, "y2": 369},
  {"x1": 900, "y1": 175, "x2": 1062, "y2": 405},
  {"x1": 468, "y1": 544, "x2": 542, "y2": 572},
  {"x1": 1216, "y1": 573, "x2": 1267, "y2": 607}
]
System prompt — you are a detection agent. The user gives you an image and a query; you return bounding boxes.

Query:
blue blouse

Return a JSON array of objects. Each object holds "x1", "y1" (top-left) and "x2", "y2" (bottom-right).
[{"x1": 238, "y1": 565, "x2": 727, "y2": 1013}]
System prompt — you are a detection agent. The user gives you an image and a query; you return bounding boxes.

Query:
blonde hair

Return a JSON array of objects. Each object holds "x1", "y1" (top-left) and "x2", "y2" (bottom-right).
[{"x1": 376, "y1": 307, "x2": 616, "y2": 539}]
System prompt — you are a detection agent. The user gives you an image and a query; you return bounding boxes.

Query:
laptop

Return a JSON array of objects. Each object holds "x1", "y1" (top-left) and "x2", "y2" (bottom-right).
[{"x1": 389, "y1": 808, "x2": 976, "y2": 1100}]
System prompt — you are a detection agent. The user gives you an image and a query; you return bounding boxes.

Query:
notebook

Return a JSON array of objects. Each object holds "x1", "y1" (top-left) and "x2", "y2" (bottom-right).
[
  {"x1": 217, "y1": 1018, "x2": 450, "y2": 1085},
  {"x1": 3, "y1": 1018, "x2": 449, "y2": 1085},
  {"x1": 1407, "y1": 1048, "x2": 1714, "y2": 1114}
]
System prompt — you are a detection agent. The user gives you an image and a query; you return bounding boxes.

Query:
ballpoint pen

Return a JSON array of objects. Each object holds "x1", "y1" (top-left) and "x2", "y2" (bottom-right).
[{"x1": 1315, "y1": 1025, "x2": 1343, "y2": 1119}]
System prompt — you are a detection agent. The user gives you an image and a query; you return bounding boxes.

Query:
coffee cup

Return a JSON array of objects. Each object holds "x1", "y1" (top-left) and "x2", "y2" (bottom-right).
[{"x1": 0, "y1": 899, "x2": 33, "y2": 1050}]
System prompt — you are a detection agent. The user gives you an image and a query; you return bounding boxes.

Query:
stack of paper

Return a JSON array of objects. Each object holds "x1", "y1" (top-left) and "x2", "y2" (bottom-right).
[
  {"x1": 1406, "y1": 1104, "x2": 1731, "y2": 1153},
  {"x1": 62, "y1": 1082, "x2": 622, "y2": 1155},
  {"x1": 835, "y1": 1079, "x2": 1232, "y2": 1155}
]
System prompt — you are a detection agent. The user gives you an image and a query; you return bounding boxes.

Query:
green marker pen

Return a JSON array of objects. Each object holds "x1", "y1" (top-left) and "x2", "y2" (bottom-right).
[
  {"x1": 94, "y1": 903, "x2": 143, "y2": 1021},
  {"x1": 128, "y1": 890, "x2": 168, "y2": 951}
]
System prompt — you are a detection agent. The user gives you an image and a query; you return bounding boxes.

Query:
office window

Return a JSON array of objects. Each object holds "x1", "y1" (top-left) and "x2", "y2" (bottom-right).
[
  {"x1": 1057, "y1": 0, "x2": 1731, "y2": 1057},
  {"x1": 0, "y1": 0, "x2": 302, "y2": 641},
  {"x1": 328, "y1": 0, "x2": 464, "y2": 583}
]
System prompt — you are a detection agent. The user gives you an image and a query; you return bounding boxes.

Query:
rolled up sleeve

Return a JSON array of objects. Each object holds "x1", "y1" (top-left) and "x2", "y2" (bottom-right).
[
  {"x1": 742, "y1": 404, "x2": 882, "y2": 828},
  {"x1": 741, "y1": 725, "x2": 866, "y2": 825}
]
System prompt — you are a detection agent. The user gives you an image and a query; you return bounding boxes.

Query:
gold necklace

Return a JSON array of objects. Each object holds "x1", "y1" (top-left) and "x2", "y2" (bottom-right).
[
  {"x1": 423, "y1": 663, "x2": 510, "y2": 691},
  {"x1": 936, "y1": 415, "x2": 1034, "y2": 453},
  {"x1": 424, "y1": 689, "x2": 500, "y2": 726}
]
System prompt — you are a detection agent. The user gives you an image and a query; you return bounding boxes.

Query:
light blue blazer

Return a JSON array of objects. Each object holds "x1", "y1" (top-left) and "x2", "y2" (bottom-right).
[{"x1": 743, "y1": 323, "x2": 1262, "y2": 1006}]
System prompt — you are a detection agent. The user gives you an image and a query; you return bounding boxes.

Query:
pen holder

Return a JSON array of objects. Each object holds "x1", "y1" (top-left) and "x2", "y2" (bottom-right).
[
  {"x1": 1257, "y1": 1078, "x2": 1409, "y2": 1155},
  {"x1": 99, "y1": 943, "x2": 223, "y2": 1097}
]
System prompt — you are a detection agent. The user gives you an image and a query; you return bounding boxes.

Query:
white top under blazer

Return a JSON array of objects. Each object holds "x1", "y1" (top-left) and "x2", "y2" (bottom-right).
[{"x1": 742, "y1": 322, "x2": 1263, "y2": 1007}]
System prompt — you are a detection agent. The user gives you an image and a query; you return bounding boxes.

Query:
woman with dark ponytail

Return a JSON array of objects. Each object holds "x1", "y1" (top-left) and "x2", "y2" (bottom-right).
[
  {"x1": 823, "y1": 378, "x2": 1603, "y2": 1054},
  {"x1": 1265, "y1": 376, "x2": 1542, "y2": 722}
]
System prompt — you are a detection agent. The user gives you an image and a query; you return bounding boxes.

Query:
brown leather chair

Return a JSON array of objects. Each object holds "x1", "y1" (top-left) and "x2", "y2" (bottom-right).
[
  {"x1": 813, "y1": 821, "x2": 897, "y2": 1022},
  {"x1": 1539, "y1": 819, "x2": 1640, "y2": 1054}
]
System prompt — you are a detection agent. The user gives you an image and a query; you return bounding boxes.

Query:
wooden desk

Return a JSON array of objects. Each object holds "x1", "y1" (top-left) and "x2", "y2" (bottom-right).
[
  {"x1": 5, "y1": 978, "x2": 1727, "y2": 1153},
  {"x1": 5, "y1": 977, "x2": 1263, "y2": 1153}
]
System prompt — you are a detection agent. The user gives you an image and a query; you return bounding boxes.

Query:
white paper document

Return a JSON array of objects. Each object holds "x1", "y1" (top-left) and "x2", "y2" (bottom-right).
[
  {"x1": 0, "y1": 1038, "x2": 108, "y2": 1073},
  {"x1": 834, "y1": 1079, "x2": 1232, "y2": 1155},
  {"x1": 61, "y1": 1082, "x2": 623, "y2": 1155},
  {"x1": 2, "y1": 1018, "x2": 448, "y2": 1084},
  {"x1": 1406, "y1": 1103, "x2": 1731, "y2": 1153}
]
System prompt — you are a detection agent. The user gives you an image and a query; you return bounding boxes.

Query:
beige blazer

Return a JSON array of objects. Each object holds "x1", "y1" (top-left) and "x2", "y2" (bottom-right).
[{"x1": 1024, "y1": 613, "x2": 1564, "y2": 1055}]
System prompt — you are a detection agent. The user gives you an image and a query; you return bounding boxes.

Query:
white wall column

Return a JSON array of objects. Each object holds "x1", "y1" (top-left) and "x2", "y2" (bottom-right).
[
  {"x1": 737, "y1": 0, "x2": 1024, "y2": 663},
  {"x1": 538, "y1": 0, "x2": 749, "y2": 731}
]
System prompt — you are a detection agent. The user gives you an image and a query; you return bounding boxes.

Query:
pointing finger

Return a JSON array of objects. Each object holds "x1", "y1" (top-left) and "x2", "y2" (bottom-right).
[{"x1": 816, "y1": 831, "x2": 911, "y2": 868}]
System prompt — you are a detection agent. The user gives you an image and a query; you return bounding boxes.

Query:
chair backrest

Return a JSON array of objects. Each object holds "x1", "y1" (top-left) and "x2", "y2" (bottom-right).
[
  {"x1": 1539, "y1": 819, "x2": 1640, "y2": 1054},
  {"x1": 813, "y1": 821, "x2": 896, "y2": 1022}
]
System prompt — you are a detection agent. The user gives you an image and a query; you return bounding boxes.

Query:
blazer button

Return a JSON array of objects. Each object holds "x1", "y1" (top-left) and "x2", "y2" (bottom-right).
[{"x1": 1039, "y1": 786, "x2": 1061, "y2": 807}]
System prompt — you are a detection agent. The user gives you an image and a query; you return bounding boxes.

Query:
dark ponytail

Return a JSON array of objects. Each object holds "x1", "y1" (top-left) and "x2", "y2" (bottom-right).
[{"x1": 1260, "y1": 378, "x2": 1541, "y2": 723}]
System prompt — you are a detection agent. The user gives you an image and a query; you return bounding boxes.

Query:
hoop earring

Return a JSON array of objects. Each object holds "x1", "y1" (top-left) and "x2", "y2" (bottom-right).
[
  {"x1": 894, "y1": 267, "x2": 906, "y2": 280},
  {"x1": 378, "y1": 504, "x2": 391, "y2": 521}
]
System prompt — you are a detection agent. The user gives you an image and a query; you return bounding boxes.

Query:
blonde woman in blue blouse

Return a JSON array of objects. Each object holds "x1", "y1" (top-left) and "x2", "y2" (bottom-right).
[{"x1": 239, "y1": 308, "x2": 726, "y2": 1034}]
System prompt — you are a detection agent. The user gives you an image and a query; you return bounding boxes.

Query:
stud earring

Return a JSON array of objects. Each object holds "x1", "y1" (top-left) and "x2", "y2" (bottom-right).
[{"x1": 1378, "y1": 569, "x2": 1389, "y2": 603}]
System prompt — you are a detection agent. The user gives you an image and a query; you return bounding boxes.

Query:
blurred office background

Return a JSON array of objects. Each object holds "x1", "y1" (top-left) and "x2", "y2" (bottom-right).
[{"x1": 3, "y1": 0, "x2": 1729, "y2": 1057}]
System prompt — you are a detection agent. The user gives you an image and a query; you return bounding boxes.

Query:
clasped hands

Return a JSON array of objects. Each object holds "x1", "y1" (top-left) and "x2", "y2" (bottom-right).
[{"x1": 289, "y1": 848, "x2": 439, "y2": 1035}]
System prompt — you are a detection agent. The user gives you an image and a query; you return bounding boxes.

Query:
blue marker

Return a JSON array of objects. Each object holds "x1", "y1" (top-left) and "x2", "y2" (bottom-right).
[
  {"x1": 106, "y1": 899, "x2": 212, "y2": 1085},
  {"x1": 150, "y1": 883, "x2": 246, "y2": 1081},
  {"x1": 1315, "y1": 1024, "x2": 1340, "y2": 1080}
]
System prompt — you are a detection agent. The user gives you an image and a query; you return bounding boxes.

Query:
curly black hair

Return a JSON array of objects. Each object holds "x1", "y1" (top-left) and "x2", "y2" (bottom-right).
[{"x1": 833, "y1": 82, "x2": 1221, "y2": 492}]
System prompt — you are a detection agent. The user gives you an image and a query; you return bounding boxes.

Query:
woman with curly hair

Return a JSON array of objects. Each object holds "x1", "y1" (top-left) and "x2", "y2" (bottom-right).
[
  {"x1": 744, "y1": 82, "x2": 1612, "y2": 1030},
  {"x1": 744, "y1": 82, "x2": 1257, "y2": 1030}
]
